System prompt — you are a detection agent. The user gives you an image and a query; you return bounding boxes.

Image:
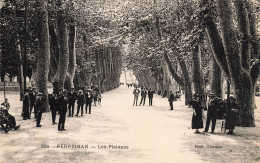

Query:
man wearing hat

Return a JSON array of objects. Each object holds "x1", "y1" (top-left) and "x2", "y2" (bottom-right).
[
  {"x1": 0, "y1": 106, "x2": 20, "y2": 133},
  {"x1": 76, "y1": 90, "x2": 86, "y2": 116},
  {"x1": 225, "y1": 96, "x2": 239, "y2": 135},
  {"x1": 29, "y1": 87, "x2": 37, "y2": 118},
  {"x1": 67, "y1": 87, "x2": 77, "y2": 117},
  {"x1": 203, "y1": 93, "x2": 218, "y2": 133},
  {"x1": 1, "y1": 98, "x2": 10, "y2": 111},
  {"x1": 84, "y1": 86, "x2": 93, "y2": 114},
  {"x1": 49, "y1": 93, "x2": 58, "y2": 125},
  {"x1": 23, "y1": 90, "x2": 31, "y2": 120},
  {"x1": 57, "y1": 89, "x2": 68, "y2": 131},
  {"x1": 35, "y1": 93, "x2": 45, "y2": 127}
]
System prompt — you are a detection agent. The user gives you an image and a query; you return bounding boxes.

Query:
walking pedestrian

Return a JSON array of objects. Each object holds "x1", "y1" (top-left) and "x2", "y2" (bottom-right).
[
  {"x1": 35, "y1": 93, "x2": 45, "y2": 127},
  {"x1": 133, "y1": 87, "x2": 140, "y2": 106},
  {"x1": 191, "y1": 94, "x2": 204, "y2": 133},
  {"x1": 168, "y1": 91, "x2": 174, "y2": 110},
  {"x1": 76, "y1": 90, "x2": 85, "y2": 116},
  {"x1": 148, "y1": 88, "x2": 154, "y2": 106},
  {"x1": 139, "y1": 88, "x2": 147, "y2": 106}
]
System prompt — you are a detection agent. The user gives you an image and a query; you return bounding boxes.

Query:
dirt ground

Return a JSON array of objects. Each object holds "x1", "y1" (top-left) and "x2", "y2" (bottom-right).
[{"x1": 0, "y1": 86, "x2": 259, "y2": 163}]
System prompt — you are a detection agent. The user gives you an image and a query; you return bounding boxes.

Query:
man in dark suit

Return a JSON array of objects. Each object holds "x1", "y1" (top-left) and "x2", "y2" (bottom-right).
[
  {"x1": 85, "y1": 86, "x2": 93, "y2": 114},
  {"x1": 67, "y1": 88, "x2": 77, "y2": 117},
  {"x1": 57, "y1": 90, "x2": 68, "y2": 131},
  {"x1": 49, "y1": 93, "x2": 57, "y2": 125},
  {"x1": 76, "y1": 90, "x2": 85, "y2": 116},
  {"x1": 168, "y1": 91, "x2": 175, "y2": 110},
  {"x1": 139, "y1": 88, "x2": 147, "y2": 106},
  {"x1": 29, "y1": 87, "x2": 37, "y2": 118},
  {"x1": 23, "y1": 90, "x2": 31, "y2": 120},
  {"x1": 204, "y1": 93, "x2": 218, "y2": 133},
  {"x1": 148, "y1": 88, "x2": 154, "y2": 106},
  {"x1": 35, "y1": 93, "x2": 45, "y2": 127}
]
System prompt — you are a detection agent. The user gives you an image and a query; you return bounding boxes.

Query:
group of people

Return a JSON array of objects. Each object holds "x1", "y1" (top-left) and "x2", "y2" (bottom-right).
[
  {"x1": 22, "y1": 87, "x2": 47, "y2": 129},
  {"x1": 132, "y1": 86, "x2": 181, "y2": 111},
  {"x1": 191, "y1": 93, "x2": 239, "y2": 135},
  {"x1": 132, "y1": 87, "x2": 155, "y2": 106},
  {"x1": 21, "y1": 85, "x2": 101, "y2": 131}
]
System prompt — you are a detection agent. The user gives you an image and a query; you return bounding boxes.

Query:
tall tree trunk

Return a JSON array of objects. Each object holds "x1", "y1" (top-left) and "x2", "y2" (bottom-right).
[
  {"x1": 30, "y1": 68, "x2": 37, "y2": 88},
  {"x1": 17, "y1": 40, "x2": 24, "y2": 101},
  {"x1": 248, "y1": 2, "x2": 260, "y2": 86},
  {"x1": 216, "y1": 0, "x2": 255, "y2": 126},
  {"x1": 178, "y1": 57, "x2": 193, "y2": 105},
  {"x1": 205, "y1": 31, "x2": 224, "y2": 98},
  {"x1": 210, "y1": 56, "x2": 223, "y2": 99},
  {"x1": 65, "y1": 24, "x2": 77, "y2": 89},
  {"x1": 36, "y1": 0, "x2": 50, "y2": 111},
  {"x1": 192, "y1": 45, "x2": 206, "y2": 106},
  {"x1": 49, "y1": 22, "x2": 60, "y2": 83},
  {"x1": 234, "y1": 0, "x2": 251, "y2": 70},
  {"x1": 53, "y1": 7, "x2": 69, "y2": 94}
]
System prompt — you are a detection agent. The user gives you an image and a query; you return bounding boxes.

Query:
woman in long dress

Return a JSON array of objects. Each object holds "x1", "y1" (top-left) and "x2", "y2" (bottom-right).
[
  {"x1": 225, "y1": 97, "x2": 239, "y2": 135},
  {"x1": 192, "y1": 95, "x2": 204, "y2": 133}
]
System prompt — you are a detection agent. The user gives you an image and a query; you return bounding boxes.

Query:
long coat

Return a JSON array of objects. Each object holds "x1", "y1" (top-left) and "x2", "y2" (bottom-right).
[
  {"x1": 85, "y1": 92, "x2": 93, "y2": 103},
  {"x1": 29, "y1": 91, "x2": 36, "y2": 106},
  {"x1": 35, "y1": 97, "x2": 45, "y2": 114},
  {"x1": 192, "y1": 101, "x2": 203, "y2": 129},
  {"x1": 67, "y1": 92, "x2": 77, "y2": 104},
  {"x1": 49, "y1": 95, "x2": 57, "y2": 112},
  {"x1": 57, "y1": 95, "x2": 68, "y2": 116},
  {"x1": 23, "y1": 95, "x2": 31, "y2": 116},
  {"x1": 225, "y1": 102, "x2": 239, "y2": 129},
  {"x1": 168, "y1": 93, "x2": 175, "y2": 102},
  {"x1": 77, "y1": 94, "x2": 86, "y2": 105}
]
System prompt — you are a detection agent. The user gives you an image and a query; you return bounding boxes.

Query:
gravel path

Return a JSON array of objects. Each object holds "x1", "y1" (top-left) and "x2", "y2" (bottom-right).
[{"x1": 0, "y1": 86, "x2": 259, "y2": 163}]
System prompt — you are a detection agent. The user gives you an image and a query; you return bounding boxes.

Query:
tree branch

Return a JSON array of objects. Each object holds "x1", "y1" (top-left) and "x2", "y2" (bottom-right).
[{"x1": 163, "y1": 52, "x2": 184, "y2": 87}]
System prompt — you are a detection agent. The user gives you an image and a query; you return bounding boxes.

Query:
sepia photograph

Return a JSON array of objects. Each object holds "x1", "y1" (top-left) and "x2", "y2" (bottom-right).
[{"x1": 0, "y1": 0, "x2": 260, "y2": 162}]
